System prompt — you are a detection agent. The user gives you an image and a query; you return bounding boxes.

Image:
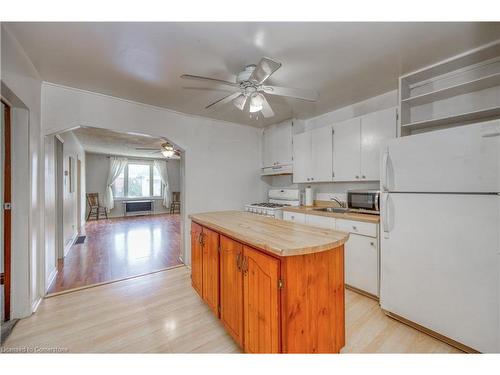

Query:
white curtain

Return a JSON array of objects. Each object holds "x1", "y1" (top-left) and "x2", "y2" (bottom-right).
[
  {"x1": 104, "y1": 157, "x2": 128, "y2": 211},
  {"x1": 154, "y1": 160, "x2": 171, "y2": 207}
]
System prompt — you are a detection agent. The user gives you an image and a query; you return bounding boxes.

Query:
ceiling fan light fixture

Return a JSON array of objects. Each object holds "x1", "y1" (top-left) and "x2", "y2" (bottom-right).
[
  {"x1": 161, "y1": 149, "x2": 175, "y2": 158},
  {"x1": 249, "y1": 93, "x2": 264, "y2": 113},
  {"x1": 233, "y1": 94, "x2": 246, "y2": 109}
]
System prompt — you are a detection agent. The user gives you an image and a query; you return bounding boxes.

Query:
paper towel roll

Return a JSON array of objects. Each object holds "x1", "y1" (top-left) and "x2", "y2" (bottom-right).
[{"x1": 305, "y1": 187, "x2": 314, "y2": 206}]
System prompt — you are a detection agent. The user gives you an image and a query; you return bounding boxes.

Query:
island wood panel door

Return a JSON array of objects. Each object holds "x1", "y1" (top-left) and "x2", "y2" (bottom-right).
[
  {"x1": 243, "y1": 246, "x2": 280, "y2": 353},
  {"x1": 280, "y1": 247, "x2": 345, "y2": 353},
  {"x1": 219, "y1": 235, "x2": 244, "y2": 347},
  {"x1": 190, "y1": 222, "x2": 203, "y2": 297},
  {"x1": 202, "y1": 227, "x2": 219, "y2": 316}
]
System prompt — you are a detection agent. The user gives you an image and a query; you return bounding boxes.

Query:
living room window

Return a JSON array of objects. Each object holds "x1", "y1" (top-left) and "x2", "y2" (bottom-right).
[{"x1": 112, "y1": 161, "x2": 162, "y2": 198}]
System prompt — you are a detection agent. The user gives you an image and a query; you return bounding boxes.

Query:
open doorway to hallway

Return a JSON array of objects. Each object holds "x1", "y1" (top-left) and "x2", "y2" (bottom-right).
[{"x1": 46, "y1": 127, "x2": 183, "y2": 295}]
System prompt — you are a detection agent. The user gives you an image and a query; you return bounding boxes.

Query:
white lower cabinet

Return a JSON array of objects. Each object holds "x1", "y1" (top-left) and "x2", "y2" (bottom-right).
[
  {"x1": 283, "y1": 211, "x2": 306, "y2": 224},
  {"x1": 344, "y1": 233, "x2": 379, "y2": 297},
  {"x1": 283, "y1": 212, "x2": 380, "y2": 297},
  {"x1": 305, "y1": 214, "x2": 335, "y2": 229}
]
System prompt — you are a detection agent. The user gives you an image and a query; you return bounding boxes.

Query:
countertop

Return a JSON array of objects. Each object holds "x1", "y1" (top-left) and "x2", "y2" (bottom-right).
[
  {"x1": 282, "y1": 206, "x2": 380, "y2": 224},
  {"x1": 189, "y1": 211, "x2": 349, "y2": 257}
]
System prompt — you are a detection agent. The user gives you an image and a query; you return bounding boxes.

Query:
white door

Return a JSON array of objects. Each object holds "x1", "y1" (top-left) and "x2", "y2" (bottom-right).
[
  {"x1": 345, "y1": 233, "x2": 378, "y2": 296},
  {"x1": 382, "y1": 120, "x2": 500, "y2": 193},
  {"x1": 310, "y1": 126, "x2": 333, "y2": 182},
  {"x1": 333, "y1": 117, "x2": 361, "y2": 181},
  {"x1": 360, "y1": 107, "x2": 397, "y2": 181},
  {"x1": 380, "y1": 192, "x2": 500, "y2": 352},
  {"x1": 292, "y1": 132, "x2": 311, "y2": 183},
  {"x1": 305, "y1": 214, "x2": 335, "y2": 229}
]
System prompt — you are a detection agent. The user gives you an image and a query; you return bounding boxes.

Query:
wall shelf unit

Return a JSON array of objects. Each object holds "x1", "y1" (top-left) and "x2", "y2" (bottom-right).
[{"x1": 399, "y1": 39, "x2": 500, "y2": 136}]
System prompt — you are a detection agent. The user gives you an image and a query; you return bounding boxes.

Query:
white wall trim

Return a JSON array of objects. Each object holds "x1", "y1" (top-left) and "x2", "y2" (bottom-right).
[
  {"x1": 63, "y1": 232, "x2": 78, "y2": 257},
  {"x1": 31, "y1": 296, "x2": 43, "y2": 314},
  {"x1": 46, "y1": 268, "x2": 58, "y2": 293}
]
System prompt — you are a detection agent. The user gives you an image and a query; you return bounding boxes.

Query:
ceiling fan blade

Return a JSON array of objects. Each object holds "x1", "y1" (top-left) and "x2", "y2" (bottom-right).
[
  {"x1": 135, "y1": 147, "x2": 159, "y2": 150},
  {"x1": 205, "y1": 92, "x2": 242, "y2": 110},
  {"x1": 233, "y1": 94, "x2": 248, "y2": 110},
  {"x1": 249, "y1": 57, "x2": 282, "y2": 85},
  {"x1": 180, "y1": 74, "x2": 240, "y2": 89},
  {"x1": 260, "y1": 95, "x2": 275, "y2": 118},
  {"x1": 262, "y1": 85, "x2": 318, "y2": 102}
]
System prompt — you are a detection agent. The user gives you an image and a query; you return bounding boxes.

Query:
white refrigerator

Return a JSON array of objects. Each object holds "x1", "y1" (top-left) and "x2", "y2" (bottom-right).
[{"x1": 380, "y1": 120, "x2": 500, "y2": 353}]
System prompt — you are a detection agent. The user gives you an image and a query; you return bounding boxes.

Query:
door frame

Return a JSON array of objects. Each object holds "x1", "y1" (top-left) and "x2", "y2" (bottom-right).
[
  {"x1": 76, "y1": 157, "x2": 82, "y2": 232},
  {"x1": 1, "y1": 99, "x2": 12, "y2": 321},
  {"x1": 54, "y1": 135, "x2": 64, "y2": 259}
]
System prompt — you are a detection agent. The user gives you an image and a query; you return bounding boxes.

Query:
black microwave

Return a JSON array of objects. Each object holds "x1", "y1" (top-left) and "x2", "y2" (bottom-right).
[{"x1": 347, "y1": 190, "x2": 380, "y2": 214}]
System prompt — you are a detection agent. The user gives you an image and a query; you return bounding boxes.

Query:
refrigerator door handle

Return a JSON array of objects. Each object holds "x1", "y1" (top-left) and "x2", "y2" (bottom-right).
[
  {"x1": 381, "y1": 148, "x2": 389, "y2": 191},
  {"x1": 382, "y1": 193, "x2": 389, "y2": 234}
]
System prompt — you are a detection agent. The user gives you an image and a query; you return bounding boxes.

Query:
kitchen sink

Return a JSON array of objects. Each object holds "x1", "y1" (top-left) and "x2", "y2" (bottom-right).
[{"x1": 313, "y1": 207, "x2": 349, "y2": 213}]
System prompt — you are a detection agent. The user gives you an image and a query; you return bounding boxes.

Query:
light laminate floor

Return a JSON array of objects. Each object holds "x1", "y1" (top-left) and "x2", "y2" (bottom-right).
[{"x1": 4, "y1": 266, "x2": 460, "y2": 353}]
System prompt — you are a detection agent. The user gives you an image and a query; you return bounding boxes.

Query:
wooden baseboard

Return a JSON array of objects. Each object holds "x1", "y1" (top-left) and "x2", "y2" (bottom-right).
[
  {"x1": 45, "y1": 264, "x2": 185, "y2": 298},
  {"x1": 382, "y1": 310, "x2": 479, "y2": 353},
  {"x1": 345, "y1": 284, "x2": 379, "y2": 301}
]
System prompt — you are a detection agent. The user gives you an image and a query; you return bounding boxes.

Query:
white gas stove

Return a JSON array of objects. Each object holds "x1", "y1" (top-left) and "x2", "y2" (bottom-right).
[{"x1": 244, "y1": 189, "x2": 300, "y2": 219}]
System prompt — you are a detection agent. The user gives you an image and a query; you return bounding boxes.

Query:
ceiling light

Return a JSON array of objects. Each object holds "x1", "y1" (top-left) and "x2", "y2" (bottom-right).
[
  {"x1": 162, "y1": 149, "x2": 175, "y2": 158},
  {"x1": 233, "y1": 95, "x2": 246, "y2": 109},
  {"x1": 249, "y1": 94, "x2": 263, "y2": 113}
]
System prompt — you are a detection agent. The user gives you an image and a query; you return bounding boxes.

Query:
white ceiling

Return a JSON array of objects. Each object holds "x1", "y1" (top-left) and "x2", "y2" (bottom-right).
[
  {"x1": 71, "y1": 127, "x2": 179, "y2": 159},
  {"x1": 6, "y1": 22, "x2": 500, "y2": 127}
]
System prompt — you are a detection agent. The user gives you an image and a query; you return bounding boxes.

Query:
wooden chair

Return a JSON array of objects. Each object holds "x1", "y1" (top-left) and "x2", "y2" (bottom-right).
[
  {"x1": 170, "y1": 191, "x2": 181, "y2": 214},
  {"x1": 86, "y1": 193, "x2": 108, "y2": 220}
]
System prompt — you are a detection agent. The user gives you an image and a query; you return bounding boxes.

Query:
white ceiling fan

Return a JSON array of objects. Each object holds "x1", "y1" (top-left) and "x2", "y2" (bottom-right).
[
  {"x1": 180, "y1": 57, "x2": 318, "y2": 118},
  {"x1": 135, "y1": 142, "x2": 181, "y2": 158}
]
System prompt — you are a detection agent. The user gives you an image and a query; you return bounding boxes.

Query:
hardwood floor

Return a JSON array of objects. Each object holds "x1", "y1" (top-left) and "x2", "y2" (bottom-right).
[
  {"x1": 6, "y1": 266, "x2": 460, "y2": 353},
  {"x1": 47, "y1": 214, "x2": 182, "y2": 294}
]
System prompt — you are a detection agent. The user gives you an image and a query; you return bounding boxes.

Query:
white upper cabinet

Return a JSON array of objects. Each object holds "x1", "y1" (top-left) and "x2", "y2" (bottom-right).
[
  {"x1": 310, "y1": 126, "x2": 334, "y2": 182},
  {"x1": 360, "y1": 107, "x2": 397, "y2": 180},
  {"x1": 293, "y1": 126, "x2": 333, "y2": 183},
  {"x1": 332, "y1": 117, "x2": 362, "y2": 181},
  {"x1": 333, "y1": 107, "x2": 397, "y2": 181},
  {"x1": 262, "y1": 120, "x2": 293, "y2": 168},
  {"x1": 292, "y1": 131, "x2": 310, "y2": 183}
]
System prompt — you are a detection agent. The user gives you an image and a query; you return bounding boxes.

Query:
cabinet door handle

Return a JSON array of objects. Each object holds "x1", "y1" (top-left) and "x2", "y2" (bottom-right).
[
  {"x1": 236, "y1": 252, "x2": 242, "y2": 271},
  {"x1": 355, "y1": 175, "x2": 359, "y2": 179},
  {"x1": 241, "y1": 256, "x2": 248, "y2": 273},
  {"x1": 362, "y1": 175, "x2": 366, "y2": 179}
]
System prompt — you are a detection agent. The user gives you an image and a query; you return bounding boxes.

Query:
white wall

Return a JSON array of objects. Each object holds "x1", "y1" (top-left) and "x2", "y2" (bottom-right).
[
  {"x1": 58, "y1": 131, "x2": 85, "y2": 254},
  {"x1": 85, "y1": 152, "x2": 180, "y2": 218},
  {"x1": 1, "y1": 25, "x2": 44, "y2": 318},
  {"x1": 263, "y1": 90, "x2": 397, "y2": 198},
  {"x1": 42, "y1": 83, "x2": 267, "y2": 265}
]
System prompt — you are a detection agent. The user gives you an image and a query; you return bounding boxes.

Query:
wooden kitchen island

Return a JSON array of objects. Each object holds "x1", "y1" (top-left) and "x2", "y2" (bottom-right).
[{"x1": 189, "y1": 211, "x2": 349, "y2": 354}]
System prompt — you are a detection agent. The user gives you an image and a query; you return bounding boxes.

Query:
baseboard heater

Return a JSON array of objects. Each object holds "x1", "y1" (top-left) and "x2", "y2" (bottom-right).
[{"x1": 124, "y1": 200, "x2": 153, "y2": 216}]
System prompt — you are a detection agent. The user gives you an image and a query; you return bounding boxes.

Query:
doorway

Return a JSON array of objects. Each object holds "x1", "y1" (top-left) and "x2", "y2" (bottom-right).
[
  {"x1": 1, "y1": 99, "x2": 12, "y2": 323},
  {"x1": 46, "y1": 127, "x2": 183, "y2": 295}
]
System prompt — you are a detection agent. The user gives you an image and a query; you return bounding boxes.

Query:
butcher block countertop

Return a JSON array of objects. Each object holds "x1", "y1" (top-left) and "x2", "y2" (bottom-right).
[
  {"x1": 189, "y1": 210, "x2": 349, "y2": 257},
  {"x1": 282, "y1": 206, "x2": 380, "y2": 224}
]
